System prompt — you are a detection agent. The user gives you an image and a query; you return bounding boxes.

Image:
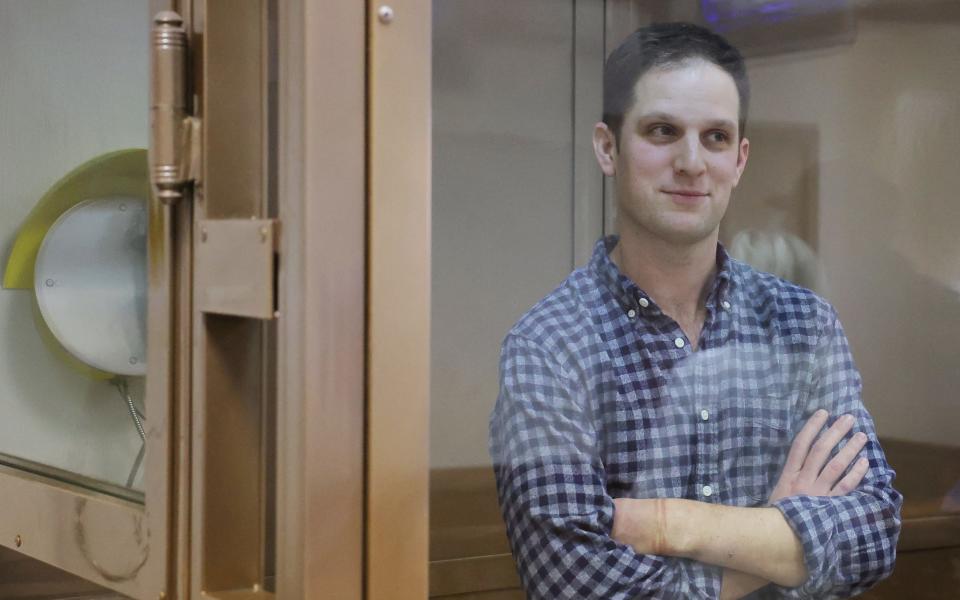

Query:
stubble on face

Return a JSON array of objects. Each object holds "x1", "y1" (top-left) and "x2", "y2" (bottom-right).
[{"x1": 613, "y1": 59, "x2": 748, "y2": 249}]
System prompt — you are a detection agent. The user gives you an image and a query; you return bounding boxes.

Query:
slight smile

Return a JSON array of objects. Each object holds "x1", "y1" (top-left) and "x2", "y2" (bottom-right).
[{"x1": 662, "y1": 189, "x2": 709, "y2": 204}]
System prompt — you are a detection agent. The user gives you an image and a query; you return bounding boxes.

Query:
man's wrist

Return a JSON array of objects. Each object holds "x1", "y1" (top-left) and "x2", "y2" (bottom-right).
[{"x1": 662, "y1": 498, "x2": 701, "y2": 558}]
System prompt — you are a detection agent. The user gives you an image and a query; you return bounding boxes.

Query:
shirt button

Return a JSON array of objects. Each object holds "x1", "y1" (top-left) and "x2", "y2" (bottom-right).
[
  {"x1": 721, "y1": 300, "x2": 731, "y2": 310},
  {"x1": 674, "y1": 338, "x2": 685, "y2": 349},
  {"x1": 700, "y1": 409, "x2": 709, "y2": 421},
  {"x1": 627, "y1": 309, "x2": 637, "y2": 319},
  {"x1": 702, "y1": 485, "x2": 713, "y2": 497},
  {"x1": 638, "y1": 297, "x2": 650, "y2": 308}
]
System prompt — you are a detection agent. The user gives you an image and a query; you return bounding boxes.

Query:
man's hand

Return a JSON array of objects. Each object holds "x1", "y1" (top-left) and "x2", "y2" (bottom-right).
[{"x1": 768, "y1": 409, "x2": 869, "y2": 504}]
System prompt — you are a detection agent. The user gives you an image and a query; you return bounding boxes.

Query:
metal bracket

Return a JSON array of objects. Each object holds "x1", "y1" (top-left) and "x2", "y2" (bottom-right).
[{"x1": 195, "y1": 219, "x2": 278, "y2": 319}]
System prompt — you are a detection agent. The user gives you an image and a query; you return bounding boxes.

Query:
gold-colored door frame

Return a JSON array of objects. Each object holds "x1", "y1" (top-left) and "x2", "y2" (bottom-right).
[
  {"x1": 0, "y1": 0, "x2": 401, "y2": 597},
  {"x1": 366, "y1": 1, "x2": 432, "y2": 599},
  {"x1": 188, "y1": 0, "x2": 274, "y2": 597},
  {"x1": 273, "y1": 0, "x2": 366, "y2": 598},
  {"x1": 191, "y1": 0, "x2": 369, "y2": 598}
]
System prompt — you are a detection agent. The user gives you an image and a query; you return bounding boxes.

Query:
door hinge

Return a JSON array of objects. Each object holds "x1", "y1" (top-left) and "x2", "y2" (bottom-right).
[{"x1": 150, "y1": 11, "x2": 202, "y2": 205}]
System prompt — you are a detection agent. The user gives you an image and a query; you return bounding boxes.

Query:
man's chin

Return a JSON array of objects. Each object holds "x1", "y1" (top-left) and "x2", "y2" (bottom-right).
[
  {"x1": 647, "y1": 220, "x2": 720, "y2": 247},
  {"x1": 617, "y1": 210, "x2": 722, "y2": 247}
]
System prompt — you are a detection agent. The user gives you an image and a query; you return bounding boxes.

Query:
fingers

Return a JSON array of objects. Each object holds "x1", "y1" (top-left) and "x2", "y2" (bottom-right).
[
  {"x1": 819, "y1": 430, "x2": 868, "y2": 491},
  {"x1": 783, "y1": 409, "x2": 829, "y2": 474},
  {"x1": 831, "y1": 456, "x2": 870, "y2": 496},
  {"x1": 800, "y1": 413, "x2": 854, "y2": 482}
]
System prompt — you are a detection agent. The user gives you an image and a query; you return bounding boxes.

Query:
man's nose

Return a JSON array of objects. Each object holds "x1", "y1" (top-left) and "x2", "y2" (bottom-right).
[{"x1": 673, "y1": 134, "x2": 706, "y2": 177}]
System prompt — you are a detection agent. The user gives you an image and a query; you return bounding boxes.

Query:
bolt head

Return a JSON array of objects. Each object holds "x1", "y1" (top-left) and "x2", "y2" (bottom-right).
[{"x1": 378, "y1": 5, "x2": 395, "y2": 24}]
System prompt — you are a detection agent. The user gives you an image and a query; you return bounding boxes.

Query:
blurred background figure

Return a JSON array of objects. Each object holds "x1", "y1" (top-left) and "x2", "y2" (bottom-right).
[{"x1": 730, "y1": 229, "x2": 824, "y2": 294}]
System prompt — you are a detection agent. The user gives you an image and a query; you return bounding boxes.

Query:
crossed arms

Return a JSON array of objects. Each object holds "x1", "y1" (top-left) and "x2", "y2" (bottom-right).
[
  {"x1": 611, "y1": 409, "x2": 871, "y2": 598},
  {"x1": 491, "y1": 312, "x2": 902, "y2": 599}
]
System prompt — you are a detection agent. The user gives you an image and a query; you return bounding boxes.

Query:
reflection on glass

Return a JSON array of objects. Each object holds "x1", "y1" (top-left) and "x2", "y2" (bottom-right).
[
  {"x1": 0, "y1": 0, "x2": 150, "y2": 498},
  {"x1": 430, "y1": 0, "x2": 960, "y2": 597}
]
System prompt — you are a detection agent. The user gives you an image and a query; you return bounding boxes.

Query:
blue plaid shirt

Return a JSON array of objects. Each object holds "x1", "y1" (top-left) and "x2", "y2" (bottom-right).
[{"x1": 490, "y1": 236, "x2": 902, "y2": 599}]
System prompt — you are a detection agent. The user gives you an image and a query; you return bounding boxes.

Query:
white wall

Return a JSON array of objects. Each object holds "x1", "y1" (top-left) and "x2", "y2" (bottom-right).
[{"x1": 0, "y1": 0, "x2": 150, "y2": 489}]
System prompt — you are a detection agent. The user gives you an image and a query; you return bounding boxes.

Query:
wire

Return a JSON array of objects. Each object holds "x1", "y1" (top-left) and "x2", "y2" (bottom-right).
[
  {"x1": 114, "y1": 377, "x2": 146, "y2": 442},
  {"x1": 113, "y1": 377, "x2": 146, "y2": 488}
]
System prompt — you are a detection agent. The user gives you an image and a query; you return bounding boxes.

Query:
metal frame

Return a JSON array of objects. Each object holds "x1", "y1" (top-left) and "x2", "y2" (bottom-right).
[
  {"x1": 0, "y1": 0, "x2": 374, "y2": 597},
  {"x1": 189, "y1": 1, "x2": 272, "y2": 597},
  {"x1": 273, "y1": 0, "x2": 366, "y2": 598},
  {"x1": 366, "y1": 1, "x2": 432, "y2": 598},
  {"x1": 573, "y1": 0, "x2": 607, "y2": 265},
  {"x1": 0, "y1": 1, "x2": 435, "y2": 598}
]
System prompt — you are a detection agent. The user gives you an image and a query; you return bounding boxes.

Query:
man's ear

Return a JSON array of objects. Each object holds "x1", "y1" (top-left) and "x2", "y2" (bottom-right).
[
  {"x1": 593, "y1": 122, "x2": 618, "y2": 177},
  {"x1": 732, "y1": 136, "x2": 750, "y2": 187}
]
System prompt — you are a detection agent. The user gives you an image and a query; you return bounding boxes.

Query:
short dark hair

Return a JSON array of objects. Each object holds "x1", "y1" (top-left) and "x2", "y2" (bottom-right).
[{"x1": 602, "y1": 22, "x2": 750, "y2": 142}]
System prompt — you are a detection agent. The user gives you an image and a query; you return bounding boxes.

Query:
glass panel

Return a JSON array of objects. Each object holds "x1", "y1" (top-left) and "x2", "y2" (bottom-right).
[
  {"x1": 430, "y1": 0, "x2": 594, "y2": 593},
  {"x1": 431, "y1": 0, "x2": 959, "y2": 597},
  {"x1": 0, "y1": 0, "x2": 150, "y2": 499}
]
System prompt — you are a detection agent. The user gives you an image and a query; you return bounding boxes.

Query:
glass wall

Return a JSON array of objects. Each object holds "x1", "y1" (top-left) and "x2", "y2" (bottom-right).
[
  {"x1": 430, "y1": 4, "x2": 591, "y2": 594},
  {"x1": 430, "y1": 0, "x2": 960, "y2": 597},
  {"x1": 0, "y1": 0, "x2": 150, "y2": 499}
]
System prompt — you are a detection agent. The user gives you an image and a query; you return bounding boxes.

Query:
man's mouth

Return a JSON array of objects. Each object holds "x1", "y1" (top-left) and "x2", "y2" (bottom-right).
[
  {"x1": 662, "y1": 189, "x2": 709, "y2": 204},
  {"x1": 662, "y1": 189, "x2": 708, "y2": 197}
]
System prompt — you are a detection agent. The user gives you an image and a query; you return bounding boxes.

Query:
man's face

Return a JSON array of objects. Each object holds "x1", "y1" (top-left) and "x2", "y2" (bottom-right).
[{"x1": 595, "y1": 59, "x2": 749, "y2": 247}]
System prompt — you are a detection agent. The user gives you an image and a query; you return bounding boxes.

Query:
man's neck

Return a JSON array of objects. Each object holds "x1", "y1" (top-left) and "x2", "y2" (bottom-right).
[{"x1": 611, "y1": 229, "x2": 719, "y2": 343}]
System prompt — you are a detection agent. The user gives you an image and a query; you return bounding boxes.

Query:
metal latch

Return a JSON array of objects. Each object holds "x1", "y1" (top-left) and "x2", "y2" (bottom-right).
[{"x1": 195, "y1": 219, "x2": 279, "y2": 319}]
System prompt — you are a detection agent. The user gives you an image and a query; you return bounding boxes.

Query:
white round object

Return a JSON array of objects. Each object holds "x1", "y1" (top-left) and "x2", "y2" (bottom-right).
[{"x1": 34, "y1": 197, "x2": 147, "y2": 376}]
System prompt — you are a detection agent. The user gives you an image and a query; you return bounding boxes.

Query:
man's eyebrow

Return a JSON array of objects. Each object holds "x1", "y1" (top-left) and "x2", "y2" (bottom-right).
[
  {"x1": 704, "y1": 118, "x2": 737, "y2": 131},
  {"x1": 636, "y1": 111, "x2": 679, "y2": 123}
]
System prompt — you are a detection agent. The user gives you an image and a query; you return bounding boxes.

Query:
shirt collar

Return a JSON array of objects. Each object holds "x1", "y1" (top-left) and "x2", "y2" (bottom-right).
[{"x1": 588, "y1": 235, "x2": 734, "y2": 314}]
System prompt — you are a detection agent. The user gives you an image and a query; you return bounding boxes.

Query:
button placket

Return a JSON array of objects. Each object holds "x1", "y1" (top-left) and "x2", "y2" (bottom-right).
[{"x1": 692, "y1": 355, "x2": 719, "y2": 504}]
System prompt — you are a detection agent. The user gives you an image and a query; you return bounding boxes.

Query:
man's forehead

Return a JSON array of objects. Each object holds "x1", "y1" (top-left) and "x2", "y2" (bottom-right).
[{"x1": 628, "y1": 60, "x2": 740, "y2": 123}]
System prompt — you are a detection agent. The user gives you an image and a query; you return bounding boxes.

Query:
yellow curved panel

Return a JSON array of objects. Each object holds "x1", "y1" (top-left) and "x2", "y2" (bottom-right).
[
  {"x1": 4, "y1": 149, "x2": 147, "y2": 380},
  {"x1": 3, "y1": 149, "x2": 148, "y2": 289}
]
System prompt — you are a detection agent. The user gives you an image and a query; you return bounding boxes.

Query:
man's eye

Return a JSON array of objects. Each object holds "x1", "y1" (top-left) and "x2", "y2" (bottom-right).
[
  {"x1": 647, "y1": 124, "x2": 676, "y2": 138},
  {"x1": 706, "y1": 130, "x2": 730, "y2": 145}
]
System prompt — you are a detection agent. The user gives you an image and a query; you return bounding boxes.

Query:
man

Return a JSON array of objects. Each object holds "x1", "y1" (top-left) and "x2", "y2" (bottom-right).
[{"x1": 489, "y1": 22, "x2": 901, "y2": 599}]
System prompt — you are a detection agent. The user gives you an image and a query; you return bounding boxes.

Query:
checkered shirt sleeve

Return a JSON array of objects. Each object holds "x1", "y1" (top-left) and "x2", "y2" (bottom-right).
[
  {"x1": 490, "y1": 333, "x2": 721, "y2": 599},
  {"x1": 765, "y1": 307, "x2": 903, "y2": 600}
]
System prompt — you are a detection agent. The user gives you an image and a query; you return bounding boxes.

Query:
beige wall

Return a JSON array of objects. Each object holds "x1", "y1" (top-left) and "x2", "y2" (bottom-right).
[
  {"x1": 743, "y1": 15, "x2": 960, "y2": 445},
  {"x1": 0, "y1": 1, "x2": 149, "y2": 488},
  {"x1": 431, "y1": 0, "x2": 581, "y2": 468}
]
